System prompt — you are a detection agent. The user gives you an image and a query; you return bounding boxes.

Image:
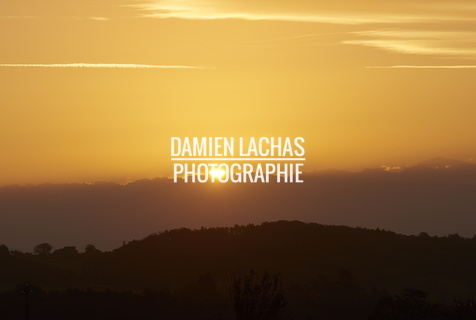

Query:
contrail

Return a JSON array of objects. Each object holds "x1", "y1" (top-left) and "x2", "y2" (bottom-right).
[
  {"x1": 367, "y1": 65, "x2": 476, "y2": 69},
  {"x1": 0, "y1": 63, "x2": 210, "y2": 69}
]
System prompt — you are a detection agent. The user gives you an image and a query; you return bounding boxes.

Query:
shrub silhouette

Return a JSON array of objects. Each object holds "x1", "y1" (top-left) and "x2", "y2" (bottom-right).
[{"x1": 228, "y1": 270, "x2": 286, "y2": 320}]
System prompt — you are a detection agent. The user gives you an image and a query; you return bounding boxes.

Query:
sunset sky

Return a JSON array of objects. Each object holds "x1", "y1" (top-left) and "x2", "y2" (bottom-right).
[{"x1": 1, "y1": 0, "x2": 476, "y2": 185}]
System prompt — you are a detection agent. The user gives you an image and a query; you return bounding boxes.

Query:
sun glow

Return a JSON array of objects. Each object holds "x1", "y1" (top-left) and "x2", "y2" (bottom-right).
[{"x1": 209, "y1": 168, "x2": 226, "y2": 179}]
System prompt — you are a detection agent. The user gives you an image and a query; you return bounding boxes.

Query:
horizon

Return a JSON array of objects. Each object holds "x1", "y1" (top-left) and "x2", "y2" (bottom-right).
[
  {"x1": 1, "y1": 156, "x2": 474, "y2": 187},
  {"x1": 3, "y1": 219, "x2": 472, "y2": 254}
]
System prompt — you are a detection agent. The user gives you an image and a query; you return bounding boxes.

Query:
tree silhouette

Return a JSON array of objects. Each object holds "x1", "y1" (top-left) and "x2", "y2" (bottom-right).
[
  {"x1": 0, "y1": 244, "x2": 9, "y2": 256},
  {"x1": 228, "y1": 270, "x2": 286, "y2": 320},
  {"x1": 84, "y1": 244, "x2": 101, "y2": 254},
  {"x1": 53, "y1": 246, "x2": 78, "y2": 256},
  {"x1": 33, "y1": 243, "x2": 52, "y2": 255},
  {"x1": 21, "y1": 283, "x2": 32, "y2": 320}
]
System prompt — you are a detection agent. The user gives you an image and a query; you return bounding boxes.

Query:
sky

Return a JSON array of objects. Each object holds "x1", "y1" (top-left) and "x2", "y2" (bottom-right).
[{"x1": 1, "y1": 0, "x2": 476, "y2": 185}]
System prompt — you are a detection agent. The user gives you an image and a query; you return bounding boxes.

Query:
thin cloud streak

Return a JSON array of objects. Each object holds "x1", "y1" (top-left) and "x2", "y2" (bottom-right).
[
  {"x1": 3, "y1": 16, "x2": 39, "y2": 19},
  {"x1": 367, "y1": 65, "x2": 476, "y2": 69},
  {"x1": 133, "y1": 1, "x2": 459, "y2": 25},
  {"x1": 351, "y1": 30, "x2": 476, "y2": 39},
  {"x1": 344, "y1": 40, "x2": 476, "y2": 57},
  {"x1": 87, "y1": 17, "x2": 110, "y2": 21},
  {"x1": 0, "y1": 63, "x2": 210, "y2": 69},
  {"x1": 142, "y1": 12, "x2": 434, "y2": 25},
  {"x1": 345, "y1": 30, "x2": 476, "y2": 57}
]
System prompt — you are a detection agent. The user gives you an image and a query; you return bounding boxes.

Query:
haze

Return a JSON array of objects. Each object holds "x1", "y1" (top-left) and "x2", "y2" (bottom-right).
[{"x1": 1, "y1": 0, "x2": 476, "y2": 185}]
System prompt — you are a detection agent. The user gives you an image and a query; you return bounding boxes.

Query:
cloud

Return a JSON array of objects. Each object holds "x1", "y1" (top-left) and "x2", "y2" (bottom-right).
[
  {"x1": 3, "y1": 16, "x2": 39, "y2": 19},
  {"x1": 367, "y1": 65, "x2": 476, "y2": 69},
  {"x1": 130, "y1": 1, "x2": 476, "y2": 61},
  {"x1": 0, "y1": 63, "x2": 210, "y2": 69},
  {"x1": 2, "y1": 16, "x2": 111, "y2": 21},
  {"x1": 141, "y1": 12, "x2": 433, "y2": 25},
  {"x1": 344, "y1": 40, "x2": 476, "y2": 56},
  {"x1": 381, "y1": 165, "x2": 404, "y2": 172},
  {"x1": 132, "y1": 1, "x2": 451, "y2": 25},
  {"x1": 87, "y1": 16, "x2": 110, "y2": 21},
  {"x1": 351, "y1": 30, "x2": 476, "y2": 40},
  {"x1": 344, "y1": 30, "x2": 476, "y2": 57}
]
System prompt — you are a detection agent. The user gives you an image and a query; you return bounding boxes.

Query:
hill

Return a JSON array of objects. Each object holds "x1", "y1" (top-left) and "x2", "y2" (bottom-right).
[
  {"x1": 3, "y1": 221, "x2": 476, "y2": 319},
  {"x1": 1, "y1": 158, "x2": 476, "y2": 252},
  {"x1": 2, "y1": 221, "x2": 476, "y2": 299}
]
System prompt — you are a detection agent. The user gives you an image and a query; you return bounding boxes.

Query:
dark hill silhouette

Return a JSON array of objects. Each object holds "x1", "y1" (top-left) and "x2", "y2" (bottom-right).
[
  {"x1": 3, "y1": 221, "x2": 476, "y2": 319},
  {"x1": 3, "y1": 221, "x2": 476, "y2": 303},
  {"x1": 1, "y1": 158, "x2": 476, "y2": 252},
  {"x1": 101, "y1": 221, "x2": 476, "y2": 302}
]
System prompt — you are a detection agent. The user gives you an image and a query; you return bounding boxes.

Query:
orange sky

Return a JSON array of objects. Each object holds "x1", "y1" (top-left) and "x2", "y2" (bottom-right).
[{"x1": 1, "y1": 0, "x2": 476, "y2": 185}]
